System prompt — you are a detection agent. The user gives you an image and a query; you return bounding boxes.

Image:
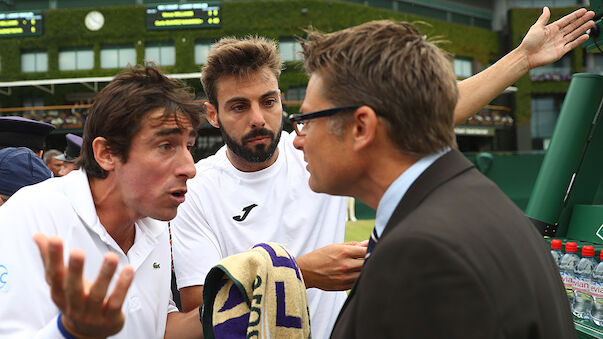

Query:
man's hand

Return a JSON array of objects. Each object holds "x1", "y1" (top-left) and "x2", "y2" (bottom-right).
[
  {"x1": 33, "y1": 233, "x2": 135, "y2": 338},
  {"x1": 297, "y1": 241, "x2": 368, "y2": 291},
  {"x1": 454, "y1": 7, "x2": 595, "y2": 126},
  {"x1": 519, "y1": 7, "x2": 595, "y2": 70}
]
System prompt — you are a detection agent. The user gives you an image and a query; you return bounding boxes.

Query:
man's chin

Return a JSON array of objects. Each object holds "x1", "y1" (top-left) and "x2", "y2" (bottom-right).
[
  {"x1": 239, "y1": 146, "x2": 277, "y2": 163},
  {"x1": 151, "y1": 208, "x2": 178, "y2": 222},
  {"x1": 309, "y1": 178, "x2": 344, "y2": 197},
  {"x1": 308, "y1": 178, "x2": 325, "y2": 194}
]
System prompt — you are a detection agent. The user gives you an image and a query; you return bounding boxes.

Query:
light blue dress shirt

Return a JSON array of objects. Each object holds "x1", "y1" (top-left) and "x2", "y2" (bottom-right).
[{"x1": 373, "y1": 149, "x2": 450, "y2": 238}]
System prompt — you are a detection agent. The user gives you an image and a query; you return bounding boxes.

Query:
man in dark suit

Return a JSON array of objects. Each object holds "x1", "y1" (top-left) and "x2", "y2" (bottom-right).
[{"x1": 289, "y1": 9, "x2": 590, "y2": 338}]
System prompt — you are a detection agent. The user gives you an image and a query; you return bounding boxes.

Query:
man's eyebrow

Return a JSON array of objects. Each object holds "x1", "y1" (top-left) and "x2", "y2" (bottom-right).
[
  {"x1": 224, "y1": 97, "x2": 250, "y2": 106},
  {"x1": 155, "y1": 127, "x2": 183, "y2": 137},
  {"x1": 260, "y1": 90, "x2": 280, "y2": 100},
  {"x1": 153, "y1": 127, "x2": 198, "y2": 139},
  {"x1": 223, "y1": 91, "x2": 280, "y2": 106}
]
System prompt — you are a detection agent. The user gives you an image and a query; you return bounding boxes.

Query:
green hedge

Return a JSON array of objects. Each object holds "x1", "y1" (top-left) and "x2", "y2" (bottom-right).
[{"x1": 0, "y1": 0, "x2": 499, "y2": 108}]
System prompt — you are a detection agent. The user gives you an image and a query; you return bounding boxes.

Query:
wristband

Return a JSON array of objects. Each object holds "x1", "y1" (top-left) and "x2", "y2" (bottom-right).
[{"x1": 57, "y1": 312, "x2": 78, "y2": 339}]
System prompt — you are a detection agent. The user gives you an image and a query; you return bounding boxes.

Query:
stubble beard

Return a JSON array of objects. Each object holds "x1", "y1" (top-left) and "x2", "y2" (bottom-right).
[{"x1": 218, "y1": 119, "x2": 283, "y2": 163}]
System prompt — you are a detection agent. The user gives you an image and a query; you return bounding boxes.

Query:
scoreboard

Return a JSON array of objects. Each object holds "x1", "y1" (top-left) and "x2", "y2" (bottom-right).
[
  {"x1": 0, "y1": 11, "x2": 43, "y2": 38},
  {"x1": 146, "y1": 3, "x2": 220, "y2": 30}
]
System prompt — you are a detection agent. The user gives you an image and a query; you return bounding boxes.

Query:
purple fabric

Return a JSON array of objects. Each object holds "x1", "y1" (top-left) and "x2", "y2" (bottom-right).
[
  {"x1": 218, "y1": 282, "x2": 246, "y2": 312},
  {"x1": 253, "y1": 243, "x2": 301, "y2": 280},
  {"x1": 275, "y1": 281, "x2": 302, "y2": 329},
  {"x1": 213, "y1": 313, "x2": 249, "y2": 339}
]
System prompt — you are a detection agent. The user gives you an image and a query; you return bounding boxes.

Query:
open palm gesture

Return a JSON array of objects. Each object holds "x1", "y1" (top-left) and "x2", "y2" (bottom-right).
[
  {"x1": 520, "y1": 7, "x2": 595, "y2": 70},
  {"x1": 34, "y1": 233, "x2": 135, "y2": 338}
]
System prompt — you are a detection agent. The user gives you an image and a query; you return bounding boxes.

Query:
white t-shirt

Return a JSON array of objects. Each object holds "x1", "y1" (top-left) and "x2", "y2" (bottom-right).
[
  {"x1": 172, "y1": 131, "x2": 347, "y2": 339},
  {"x1": 0, "y1": 170, "x2": 177, "y2": 339}
]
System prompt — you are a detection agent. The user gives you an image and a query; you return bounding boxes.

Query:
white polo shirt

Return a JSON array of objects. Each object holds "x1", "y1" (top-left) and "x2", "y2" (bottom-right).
[{"x1": 0, "y1": 170, "x2": 177, "y2": 339}]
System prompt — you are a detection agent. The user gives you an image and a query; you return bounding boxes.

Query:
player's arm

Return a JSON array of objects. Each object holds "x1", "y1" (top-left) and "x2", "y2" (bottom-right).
[
  {"x1": 165, "y1": 308, "x2": 204, "y2": 339},
  {"x1": 454, "y1": 7, "x2": 595, "y2": 125},
  {"x1": 297, "y1": 241, "x2": 368, "y2": 291},
  {"x1": 180, "y1": 285, "x2": 205, "y2": 312}
]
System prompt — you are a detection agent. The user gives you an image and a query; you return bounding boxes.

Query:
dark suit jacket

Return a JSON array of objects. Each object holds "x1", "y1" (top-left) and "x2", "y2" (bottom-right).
[{"x1": 331, "y1": 150, "x2": 575, "y2": 339}]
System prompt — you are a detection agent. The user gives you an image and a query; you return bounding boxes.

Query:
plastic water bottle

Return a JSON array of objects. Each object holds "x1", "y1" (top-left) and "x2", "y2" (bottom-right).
[
  {"x1": 559, "y1": 242, "x2": 579, "y2": 308},
  {"x1": 573, "y1": 245, "x2": 597, "y2": 319},
  {"x1": 590, "y1": 251, "x2": 603, "y2": 326},
  {"x1": 550, "y1": 239, "x2": 563, "y2": 267}
]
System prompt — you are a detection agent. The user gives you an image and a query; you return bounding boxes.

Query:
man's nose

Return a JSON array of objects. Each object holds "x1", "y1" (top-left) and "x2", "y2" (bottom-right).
[
  {"x1": 293, "y1": 134, "x2": 304, "y2": 151},
  {"x1": 177, "y1": 147, "x2": 197, "y2": 179},
  {"x1": 249, "y1": 104, "x2": 266, "y2": 128}
]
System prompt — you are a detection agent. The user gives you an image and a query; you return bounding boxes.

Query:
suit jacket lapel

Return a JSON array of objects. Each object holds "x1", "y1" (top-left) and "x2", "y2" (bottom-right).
[
  {"x1": 381, "y1": 149, "x2": 474, "y2": 239},
  {"x1": 333, "y1": 150, "x2": 475, "y2": 330}
]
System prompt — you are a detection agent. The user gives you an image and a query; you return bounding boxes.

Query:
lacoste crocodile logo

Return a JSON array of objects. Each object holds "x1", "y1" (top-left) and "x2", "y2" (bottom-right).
[{"x1": 233, "y1": 204, "x2": 258, "y2": 222}]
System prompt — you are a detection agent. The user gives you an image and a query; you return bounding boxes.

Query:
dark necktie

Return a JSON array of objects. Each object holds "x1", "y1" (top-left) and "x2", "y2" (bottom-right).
[{"x1": 365, "y1": 226, "x2": 380, "y2": 259}]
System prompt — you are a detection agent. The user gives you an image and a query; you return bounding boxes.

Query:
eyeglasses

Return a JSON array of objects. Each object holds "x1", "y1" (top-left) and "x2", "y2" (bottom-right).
[{"x1": 289, "y1": 105, "x2": 360, "y2": 136}]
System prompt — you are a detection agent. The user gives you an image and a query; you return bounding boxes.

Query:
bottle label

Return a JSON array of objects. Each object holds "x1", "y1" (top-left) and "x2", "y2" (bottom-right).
[
  {"x1": 562, "y1": 272, "x2": 574, "y2": 288},
  {"x1": 573, "y1": 276, "x2": 590, "y2": 293},
  {"x1": 591, "y1": 281, "x2": 603, "y2": 298}
]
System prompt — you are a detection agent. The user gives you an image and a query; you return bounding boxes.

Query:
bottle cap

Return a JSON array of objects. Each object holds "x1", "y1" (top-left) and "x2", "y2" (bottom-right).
[
  {"x1": 583, "y1": 245, "x2": 595, "y2": 257},
  {"x1": 551, "y1": 239, "x2": 563, "y2": 250},
  {"x1": 565, "y1": 242, "x2": 577, "y2": 253}
]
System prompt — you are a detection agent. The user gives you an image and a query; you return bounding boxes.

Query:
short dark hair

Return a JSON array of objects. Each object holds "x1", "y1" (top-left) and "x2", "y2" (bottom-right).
[
  {"x1": 78, "y1": 64, "x2": 202, "y2": 178},
  {"x1": 201, "y1": 36, "x2": 282, "y2": 108},
  {"x1": 302, "y1": 20, "x2": 458, "y2": 156}
]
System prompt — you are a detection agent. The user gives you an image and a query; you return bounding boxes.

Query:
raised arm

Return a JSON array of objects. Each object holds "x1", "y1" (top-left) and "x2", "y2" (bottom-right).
[{"x1": 454, "y1": 7, "x2": 595, "y2": 126}]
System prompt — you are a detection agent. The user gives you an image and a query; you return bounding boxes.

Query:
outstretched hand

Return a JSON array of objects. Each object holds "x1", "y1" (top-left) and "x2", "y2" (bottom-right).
[
  {"x1": 297, "y1": 241, "x2": 368, "y2": 291},
  {"x1": 519, "y1": 7, "x2": 595, "y2": 70},
  {"x1": 33, "y1": 233, "x2": 135, "y2": 338}
]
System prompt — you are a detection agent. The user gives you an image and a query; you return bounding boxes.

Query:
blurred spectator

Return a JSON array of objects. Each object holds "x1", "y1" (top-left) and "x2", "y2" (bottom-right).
[
  {"x1": 2, "y1": 104, "x2": 90, "y2": 130},
  {"x1": 43, "y1": 149, "x2": 63, "y2": 177},
  {"x1": 0, "y1": 147, "x2": 52, "y2": 206},
  {"x1": 56, "y1": 134, "x2": 82, "y2": 176},
  {"x1": 50, "y1": 112, "x2": 65, "y2": 127}
]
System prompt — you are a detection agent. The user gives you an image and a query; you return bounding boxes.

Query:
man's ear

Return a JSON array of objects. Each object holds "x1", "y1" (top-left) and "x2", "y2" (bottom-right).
[
  {"x1": 92, "y1": 137, "x2": 116, "y2": 172},
  {"x1": 351, "y1": 106, "x2": 379, "y2": 152},
  {"x1": 205, "y1": 102, "x2": 220, "y2": 128}
]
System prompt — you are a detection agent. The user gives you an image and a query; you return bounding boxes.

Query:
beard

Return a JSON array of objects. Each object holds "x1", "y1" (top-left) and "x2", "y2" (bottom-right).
[{"x1": 218, "y1": 119, "x2": 282, "y2": 163}]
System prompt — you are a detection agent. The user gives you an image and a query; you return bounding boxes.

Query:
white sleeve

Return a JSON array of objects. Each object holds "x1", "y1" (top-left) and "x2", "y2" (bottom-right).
[
  {"x1": 34, "y1": 314, "x2": 67, "y2": 339},
  {"x1": 0, "y1": 196, "x2": 61, "y2": 338},
  {"x1": 171, "y1": 191, "x2": 222, "y2": 289},
  {"x1": 167, "y1": 293, "x2": 179, "y2": 314}
]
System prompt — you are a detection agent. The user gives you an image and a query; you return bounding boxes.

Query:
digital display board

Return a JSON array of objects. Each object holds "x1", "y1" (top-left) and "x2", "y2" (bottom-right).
[
  {"x1": 0, "y1": 11, "x2": 43, "y2": 38},
  {"x1": 146, "y1": 3, "x2": 220, "y2": 30}
]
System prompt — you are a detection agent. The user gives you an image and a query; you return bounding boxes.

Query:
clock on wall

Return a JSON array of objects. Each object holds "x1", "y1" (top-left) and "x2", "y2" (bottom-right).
[{"x1": 84, "y1": 11, "x2": 104, "y2": 31}]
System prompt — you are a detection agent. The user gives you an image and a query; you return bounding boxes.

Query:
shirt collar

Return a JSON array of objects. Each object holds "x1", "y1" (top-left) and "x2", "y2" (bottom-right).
[
  {"x1": 62, "y1": 169, "x2": 165, "y2": 244},
  {"x1": 374, "y1": 148, "x2": 450, "y2": 237}
]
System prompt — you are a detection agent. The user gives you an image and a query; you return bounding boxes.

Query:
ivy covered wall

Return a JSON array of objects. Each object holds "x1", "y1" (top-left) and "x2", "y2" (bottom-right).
[{"x1": 0, "y1": 0, "x2": 499, "y2": 109}]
